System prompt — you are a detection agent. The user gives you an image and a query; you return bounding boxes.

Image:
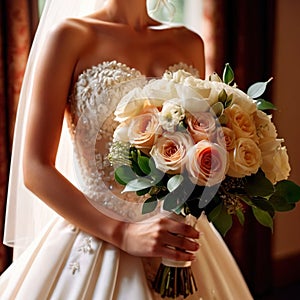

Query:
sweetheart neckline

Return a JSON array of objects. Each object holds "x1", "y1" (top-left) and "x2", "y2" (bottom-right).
[{"x1": 74, "y1": 60, "x2": 199, "y2": 83}]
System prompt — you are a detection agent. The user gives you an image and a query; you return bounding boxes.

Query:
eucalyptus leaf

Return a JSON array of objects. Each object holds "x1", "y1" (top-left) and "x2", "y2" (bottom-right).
[
  {"x1": 163, "y1": 192, "x2": 184, "y2": 211},
  {"x1": 252, "y1": 206, "x2": 273, "y2": 231},
  {"x1": 148, "y1": 158, "x2": 164, "y2": 183},
  {"x1": 142, "y1": 197, "x2": 158, "y2": 214},
  {"x1": 122, "y1": 178, "x2": 154, "y2": 193},
  {"x1": 255, "y1": 98, "x2": 277, "y2": 111},
  {"x1": 218, "y1": 89, "x2": 227, "y2": 103},
  {"x1": 138, "y1": 155, "x2": 151, "y2": 175},
  {"x1": 222, "y1": 63, "x2": 234, "y2": 85},
  {"x1": 167, "y1": 175, "x2": 184, "y2": 192},
  {"x1": 247, "y1": 77, "x2": 273, "y2": 99},
  {"x1": 210, "y1": 102, "x2": 224, "y2": 117},
  {"x1": 114, "y1": 165, "x2": 137, "y2": 185}
]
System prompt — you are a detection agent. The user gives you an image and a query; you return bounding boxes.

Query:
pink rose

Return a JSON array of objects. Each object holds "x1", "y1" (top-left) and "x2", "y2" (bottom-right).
[
  {"x1": 127, "y1": 107, "x2": 162, "y2": 150},
  {"x1": 150, "y1": 132, "x2": 194, "y2": 174},
  {"x1": 186, "y1": 140, "x2": 228, "y2": 186},
  {"x1": 186, "y1": 112, "x2": 216, "y2": 143}
]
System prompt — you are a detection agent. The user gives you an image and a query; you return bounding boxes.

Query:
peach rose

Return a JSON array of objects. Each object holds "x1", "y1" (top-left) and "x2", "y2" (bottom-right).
[
  {"x1": 224, "y1": 104, "x2": 257, "y2": 142},
  {"x1": 227, "y1": 138, "x2": 262, "y2": 177},
  {"x1": 150, "y1": 132, "x2": 194, "y2": 174},
  {"x1": 186, "y1": 140, "x2": 228, "y2": 186},
  {"x1": 215, "y1": 126, "x2": 236, "y2": 151},
  {"x1": 127, "y1": 107, "x2": 162, "y2": 150},
  {"x1": 186, "y1": 112, "x2": 216, "y2": 143}
]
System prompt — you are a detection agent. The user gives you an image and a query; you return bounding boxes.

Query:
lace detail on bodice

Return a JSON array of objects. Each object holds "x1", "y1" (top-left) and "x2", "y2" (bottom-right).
[{"x1": 68, "y1": 60, "x2": 199, "y2": 221}]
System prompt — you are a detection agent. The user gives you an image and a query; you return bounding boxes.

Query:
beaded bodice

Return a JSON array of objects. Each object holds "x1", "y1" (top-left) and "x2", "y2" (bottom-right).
[{"x1": 68, "y1": 60, "x2": 199, "y2": 221}]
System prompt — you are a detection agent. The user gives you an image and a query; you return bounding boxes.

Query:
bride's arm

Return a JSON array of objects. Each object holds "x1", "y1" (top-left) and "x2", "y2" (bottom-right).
[{"x1": 23, "y1": 20, "x2": 200, "y2": 261}]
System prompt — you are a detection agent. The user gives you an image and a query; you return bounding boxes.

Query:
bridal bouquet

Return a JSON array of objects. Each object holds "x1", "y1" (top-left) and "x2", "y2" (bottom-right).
[{"x1": 108, "y1": 64, "x2": 300, "y2": 298}]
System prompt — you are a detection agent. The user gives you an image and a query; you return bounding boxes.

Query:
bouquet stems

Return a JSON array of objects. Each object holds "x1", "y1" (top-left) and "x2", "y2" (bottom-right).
[{"x1": 152, "y1": 260, "x2": 198, "y2": 298}]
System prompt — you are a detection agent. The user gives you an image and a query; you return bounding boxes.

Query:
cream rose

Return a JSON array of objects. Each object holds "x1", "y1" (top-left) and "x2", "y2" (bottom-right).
[
  {"x1": 127, "y1": 107, "x2": 162, "y2": 150},
  {"x1": 254, "y1": 110, "x2": 277, "y2": 140},
  {"x1": 227, "y1": 138, "x2": 262, "y2": 177},
  {"x1": 258, "y1": 138, "x2": 291, "y2": 183},
  {"x1": 186, "y1": 112, "x2": 216, "y2": 143},
  {"x1": 186, "y1": 140, "x2": 228, "y2": 186},
  {"x1": 150, "y1": 132, "x2": 194, "y2": 174},
  {"x1": 224, "y1": 104, "x2": 257, "y2": 142}
]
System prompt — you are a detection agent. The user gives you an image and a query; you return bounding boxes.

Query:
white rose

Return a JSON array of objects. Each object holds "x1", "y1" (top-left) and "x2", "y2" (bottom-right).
[
  {"x1": 227, "y1": 138, "x2": 262, "y2": 177},
  {"x1": 159, "y1": 100, "x2": 185, "y2": 132},
  {"x1": 163, "y1": 69, "x2": 192, "y2": 83}
]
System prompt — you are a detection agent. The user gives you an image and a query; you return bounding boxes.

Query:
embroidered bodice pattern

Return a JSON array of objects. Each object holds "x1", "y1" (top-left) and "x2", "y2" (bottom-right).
[{"x1": 68, "y1": 60, "x2": 199, "y2": 222}]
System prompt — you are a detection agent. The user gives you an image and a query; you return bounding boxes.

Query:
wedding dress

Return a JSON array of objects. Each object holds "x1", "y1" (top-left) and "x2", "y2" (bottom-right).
[{"x1": 0, "y1": 60, "x2": 253, "y2": 300}]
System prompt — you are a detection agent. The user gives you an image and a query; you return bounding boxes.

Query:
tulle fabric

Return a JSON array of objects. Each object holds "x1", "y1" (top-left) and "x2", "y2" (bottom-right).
[{"x1": 3, "y1": 0, "x2": 106, "y2": 258}]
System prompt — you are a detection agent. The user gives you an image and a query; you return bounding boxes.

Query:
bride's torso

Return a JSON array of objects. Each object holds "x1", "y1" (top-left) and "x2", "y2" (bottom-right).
[{"x1": 66, "y1": 60, "x2": 198, "y2": 222}]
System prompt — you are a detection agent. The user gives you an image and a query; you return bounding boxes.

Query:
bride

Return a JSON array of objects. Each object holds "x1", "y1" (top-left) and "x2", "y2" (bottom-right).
[{"x1": 0, "y1": 0, "x2": 253, "y2": 299}]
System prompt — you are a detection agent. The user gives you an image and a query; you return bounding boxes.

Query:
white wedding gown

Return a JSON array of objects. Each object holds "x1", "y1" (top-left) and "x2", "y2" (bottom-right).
[{"x1": 0, "y1": 61, "x2": 253, "y2": 300}]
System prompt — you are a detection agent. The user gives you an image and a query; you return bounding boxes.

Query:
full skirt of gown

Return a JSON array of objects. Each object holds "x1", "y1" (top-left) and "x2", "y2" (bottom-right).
[{"x1": 0, "y1": 212, "x2": 253, "y2": 300}]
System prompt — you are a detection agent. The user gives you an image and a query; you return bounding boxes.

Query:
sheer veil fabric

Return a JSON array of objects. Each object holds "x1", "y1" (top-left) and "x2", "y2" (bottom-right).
[{"x1": 3, "y1": 0, "x2": 106, "y2": 259}]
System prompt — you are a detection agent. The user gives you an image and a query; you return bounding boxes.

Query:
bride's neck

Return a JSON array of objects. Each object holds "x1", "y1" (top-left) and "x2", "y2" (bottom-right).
[{"x1": 103, "y1": 0, "x2": 152, "y2": 29}]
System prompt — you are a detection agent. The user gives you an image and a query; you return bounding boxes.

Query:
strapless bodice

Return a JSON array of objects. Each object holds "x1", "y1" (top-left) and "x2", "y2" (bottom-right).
[{"x1": 67, "y1": 60, "x2": 199, "y2": 222}]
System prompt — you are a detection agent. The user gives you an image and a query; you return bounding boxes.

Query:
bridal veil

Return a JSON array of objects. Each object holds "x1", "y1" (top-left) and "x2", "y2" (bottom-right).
[{"x1": 3, "y1": 0, "x2": 106, "y2": 258}]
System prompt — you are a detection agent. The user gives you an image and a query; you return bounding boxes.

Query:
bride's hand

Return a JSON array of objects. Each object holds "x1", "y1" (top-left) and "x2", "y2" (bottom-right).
[{"x1": 120, "y1": 217, "x2": 200, "y2": 261}]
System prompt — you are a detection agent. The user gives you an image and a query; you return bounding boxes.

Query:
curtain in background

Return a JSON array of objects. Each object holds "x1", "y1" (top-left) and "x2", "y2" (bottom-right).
[
  {"x1": 0, "y1": 0, "x2": 38, "y2": 273},
  {"x1": 201, "y1": 0, "x2": 276, "y2": 296}
]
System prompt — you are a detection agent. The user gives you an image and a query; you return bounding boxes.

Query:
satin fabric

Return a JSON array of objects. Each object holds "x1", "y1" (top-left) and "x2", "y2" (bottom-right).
[{"x1": 0, "y1": 213, "x2": 253, "y2": 300}]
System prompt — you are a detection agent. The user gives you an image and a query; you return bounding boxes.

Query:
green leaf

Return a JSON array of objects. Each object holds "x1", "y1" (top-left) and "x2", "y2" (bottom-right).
[
  {"x1": 252, "y1": 206, "x2": 273, "y2": 232},
  {"x1": 269, "y1": 194, "x2": 295, "y2": 212},
  {"x1": 148, "y1": 158, "x2": 164, "y2": 183},
  {"x1": 222, "y1": 63, "x2": 234, "y2": 85},
  {"x1": 138, "y1": 155, "x2": 151, "y2": 175},
  {"x1": 208, "y1": 203, "x2": 222, "y2": 222},
  {"x1": 255, "y1": 98, "x2": 277, "y2": 111},
  {"x1": 210, "y1": 102, "x2": 224, "y2": 117},
  {"x1": 114, "y1": 165, "x2": 137, "y2": 185},
  {"x1": 212, "y1": 205, "x2": 233, "y2": 236},
  {"x1": 167, "y1": 175, "x2": 184, "y2": 192},
  {"x1": 247, "y1": 77, "x2": 273, "y2": 99},
  {"x1": 245, "y1": 170, "x2": 274, "y2": 197},
  {"x1": 136, "y1": 187, "x2": 151, "y2": 196},
  {"x1": 251, "y1": 197, "x2": 275, "y2": 216},
  {"x1": 275, "y1": 180, "x2": 300, "y2": 203},
  {"x1": 122, "y1": 178, "x2": 154, "y2": 193},
  {"x1": 163, "y1": 192, "x2": 184, "y2": 212},
  {"x1": 142, "y1": 197, "x2": 158, "y2": 214},
  {"x1": 236, "y1": 209, "x2": 245, "y2": 226},
  {"x1": 218, "y1": 89, "x2": 227, "y2": 103}
]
